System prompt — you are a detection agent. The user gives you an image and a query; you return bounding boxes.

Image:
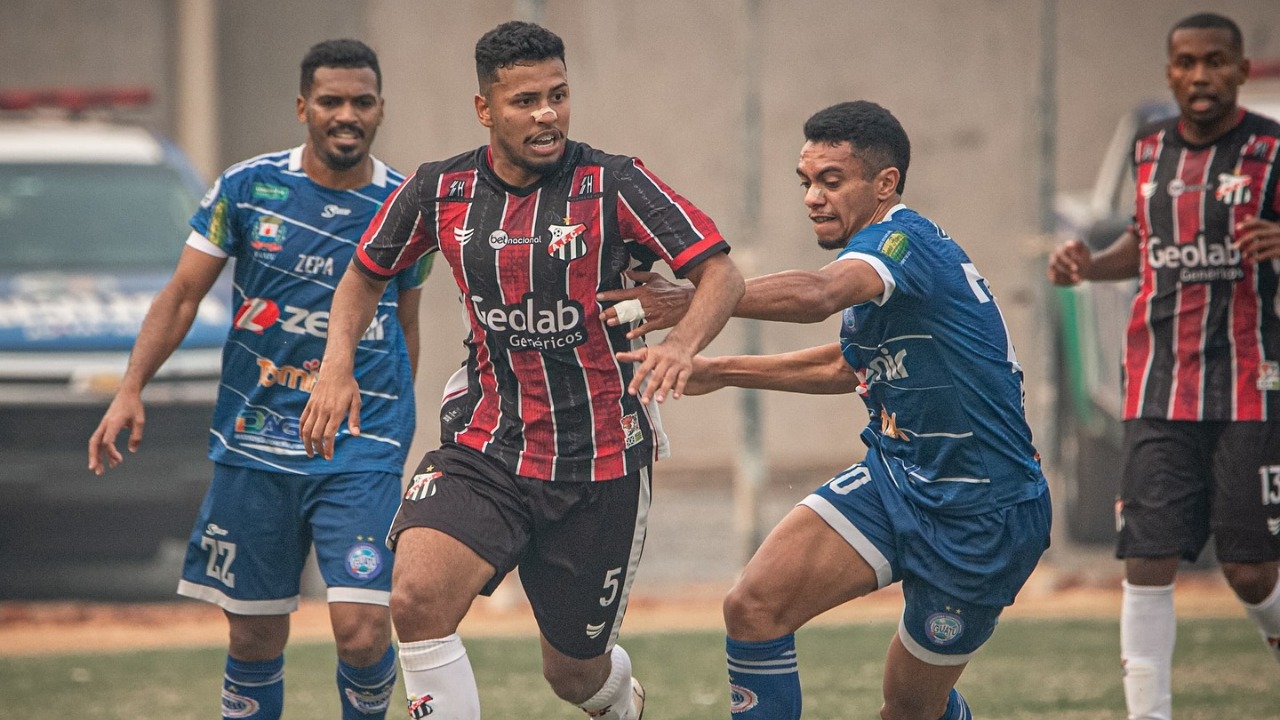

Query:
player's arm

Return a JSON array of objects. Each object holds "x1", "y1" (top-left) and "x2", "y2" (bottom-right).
[
  {"x1": 300, "y1": 267, "x2": 389, "y2": 459},
  {"x1": 88, "y1": 244, "x2": 227, "y2": 474},
  {"x1": 397, "y1": 286, "x2": 424, "y2": 378},
  {"x1": 602, "y1": 254, "x2": 883, "y2": 337},
  {"x1": 1047, "y1": 228, "x2": 1141, "y2": 286},
  {"x1": 685, "y1": 342, "x2": 859, "y2": 397},
  {"x1": 621, "y1": 252, "x2": 744, "y2": 404}
]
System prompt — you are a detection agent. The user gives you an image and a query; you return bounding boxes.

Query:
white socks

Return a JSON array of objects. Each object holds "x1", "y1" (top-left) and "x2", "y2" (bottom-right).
[
  {"x1": 579, "y1": 646, "x2": 639, "y2": 720},
  {"x1": 1242, "y1": 575, "x2": 1280, "y2": 664},
  {"x1": 399, "y1": 634, "x2": 481, "y2": 720},
  {"x1": 1120, "y1": 581, "x2": 1175, "y2": 720}
]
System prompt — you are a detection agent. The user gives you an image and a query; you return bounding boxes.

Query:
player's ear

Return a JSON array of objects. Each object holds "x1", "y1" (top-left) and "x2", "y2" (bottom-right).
[
  {"x1": 475, "y1": 93, "x2": 494, "y2": 128},
  {"x1": 875, "y1": 167, "x2": 900, "y2": 199},
  {"x1": 296, "y1": 94, "x2": 307, "y2": 124}
]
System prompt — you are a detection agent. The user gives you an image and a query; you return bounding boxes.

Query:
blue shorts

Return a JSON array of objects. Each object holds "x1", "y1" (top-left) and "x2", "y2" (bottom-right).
[
  {"x1": 801, "y1": 460, "x2": 1050, "y2": 665},
  {"x1": 177, "y1": 463, "x2": 400, "y2": 614}
]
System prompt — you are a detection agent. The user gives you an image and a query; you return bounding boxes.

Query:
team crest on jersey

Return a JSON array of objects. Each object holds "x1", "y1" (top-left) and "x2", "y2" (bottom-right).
[
  {"x1": 878, "y1": 230, "x2": 910, "y2": 262},
  {"x1": 548, "y1": 218, "x2": 588, "y2": 261},
  {"x1": 1259, "y1": 361, "x2": 1280, "y2": 392},
  {"x1": 1215, "y1": 173, "x2": 1252, "y2": 205},
  {"x1": 925, "y1": 610, "x2": 964, "y2": 646},
  {"x1": 405, "y1": 468, "x2": 443, "y2": 501},
  {"x1": 252, "y1": 216, "x2": 286, "y2": 256},
  {"x1": 620, "y1": 413, "x2": 644, "y2": 448},
  {"x1": 346, "y1": 542, "x2": 383, "y2": 580}
]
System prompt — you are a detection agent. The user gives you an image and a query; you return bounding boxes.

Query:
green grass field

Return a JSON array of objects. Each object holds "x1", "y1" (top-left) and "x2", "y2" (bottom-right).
[{"x1": 3, "y1": 618, "x2": 1277, "y2": 719}]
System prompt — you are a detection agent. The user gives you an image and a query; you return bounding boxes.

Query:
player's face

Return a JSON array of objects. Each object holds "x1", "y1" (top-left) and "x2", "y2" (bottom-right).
[
  {"x1": 475, "y1": 58, "x2": 570, "y2": 188},
  {"x1": 297, "y1": 66, "x2": 383, "y2": 172},
  {"x1": 1167, "y1": 27, "x2": 1249, "y2": 135},
  {"x1": 796, "y1": 140, "x2": 898, "y2": 250}
]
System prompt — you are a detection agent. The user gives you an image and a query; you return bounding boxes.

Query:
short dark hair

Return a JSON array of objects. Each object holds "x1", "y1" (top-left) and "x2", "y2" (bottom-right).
[
  {"x1": 300, "y1": 39, "x2": 381, "y2": 97},
  {"x1": 1168, "y1": 12, "x2": 1244, "y2": 55},
  {"x1": 803, "y1": 101, "x2": 910, "y2": 194},
  {"x1": 475, "y1": 21, "x2": 566, "y2": 95}
]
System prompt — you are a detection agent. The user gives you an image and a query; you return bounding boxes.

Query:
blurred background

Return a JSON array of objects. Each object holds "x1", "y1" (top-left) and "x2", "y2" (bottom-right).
[{"x1": 2, "y1": 0, "x2": 1277, "y2": 600}]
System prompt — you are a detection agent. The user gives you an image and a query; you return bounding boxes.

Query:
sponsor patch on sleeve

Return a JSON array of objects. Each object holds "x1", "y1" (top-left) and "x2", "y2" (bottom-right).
[{"x1": 879, "y1": 230, "x2": 909, "y2": 262}]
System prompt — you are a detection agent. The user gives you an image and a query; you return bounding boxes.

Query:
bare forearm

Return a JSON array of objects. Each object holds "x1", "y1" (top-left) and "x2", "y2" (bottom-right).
[
  {"x1": 119, "y1": 286, "x2": 204, "y2": 394},
  {"x1": 663, "y1": 255, "x2": 744, "y2": 354},
  {"x1": 708, "y1": 343, "x2": 858, "y2": 394},
  {"x1": 1082, "y1": 230, "x2": 1141, "y2": 281},
  {"x1": 323, "y1": 269, "x2": 389, "y2": 373}
]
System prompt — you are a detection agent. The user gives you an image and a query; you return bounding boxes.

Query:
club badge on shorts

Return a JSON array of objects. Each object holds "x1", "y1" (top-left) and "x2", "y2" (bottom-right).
[{"x1": 346, "y1": 541, "x2": 383, "y2": 580}]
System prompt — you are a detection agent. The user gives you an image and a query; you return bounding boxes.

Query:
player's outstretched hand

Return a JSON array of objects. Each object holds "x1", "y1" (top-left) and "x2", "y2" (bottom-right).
[
  {"x1": 681, "y1": 354, "x2": 725, "y2": 397},
  {"x1": 88, "y1": 392, "x2": 145, "y2": 475},
  {"x1": 597, "y1": 270, "x2": 694, "y2": 339},
  {"x1": 615, "y1": 337, "x2": 696, "y2": 405},
  {"x1": 300, "y1": 367, "x2": 362, "y2": 460},
  {"x1": 1234, "y1": 216, "x2": 1280, "y2": 262},
  {"x1": 1046, "y1": 239, "x2": 1093, "y2": 286}
]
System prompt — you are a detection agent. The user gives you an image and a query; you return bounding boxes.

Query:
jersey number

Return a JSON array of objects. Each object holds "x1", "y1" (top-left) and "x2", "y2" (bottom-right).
[
  {"x1": 600, "y1": 567, "x2": 622, "y2": 607},
  {"x1": 961, "y1": 262, "x2": 1020, "y2": 368},
  {"x1": 826, "y1": 466, "x2": 872, "y2": 495},
  {"x1": 200, "y1": 536, "x2": 237, "y2": 588}
]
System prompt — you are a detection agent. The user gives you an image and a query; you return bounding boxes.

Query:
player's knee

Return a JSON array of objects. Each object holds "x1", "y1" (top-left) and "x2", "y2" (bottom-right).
[
  {"x1": 1221, "y1": 562, "x2": 1278, "y2": 604},
  {"x1": 226, "y1": 614, "x2": 289, "y2": 661},
  {"x1": 332, "y1": 610, "x2": 392, "y2": 666},
  {"x1": 541, "y1": 655, "x2": 603, "y2": 704},
  {"x1": 723, "y1": 581, "x2": 784, "y2": 640},
  {"x1": 389, "y1": 577, "x2": 466, "y2": 639}
]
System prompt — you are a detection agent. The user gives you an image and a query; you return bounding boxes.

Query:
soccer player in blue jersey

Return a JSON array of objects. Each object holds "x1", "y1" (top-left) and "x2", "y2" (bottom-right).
[
  {"x1": 88, "y1": 39, "x2": 428, "y2": 720},
  {"x1": 606, "y1": 100, "x2": 1051, "y2": 719}
]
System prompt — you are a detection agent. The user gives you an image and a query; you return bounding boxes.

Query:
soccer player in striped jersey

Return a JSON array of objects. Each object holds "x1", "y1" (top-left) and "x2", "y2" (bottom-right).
[
  {"x1": 301, "y1": 20, "x2": 743, "y2": 720},
  {"x1": 1048, "y1": 12, "x2": 1280, "y2": 719},
  {"x1": 89, "y1": 40, "x2": 427, "y2": 720},
  {"x1": 605, "y1": 100, "x2": 1050, "y2": 720}
]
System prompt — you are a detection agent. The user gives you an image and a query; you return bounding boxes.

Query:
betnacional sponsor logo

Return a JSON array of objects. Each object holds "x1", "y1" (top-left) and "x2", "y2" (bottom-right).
[
  {"x1": 1146, "y1": 234, "x2": 1243, "y2": 283},
  {"x1": 469, "y1": 293, "x2": 586, "y2": 351},
  {"x1": 488, "y1": 228, "x2": 542, "y2": 250}
]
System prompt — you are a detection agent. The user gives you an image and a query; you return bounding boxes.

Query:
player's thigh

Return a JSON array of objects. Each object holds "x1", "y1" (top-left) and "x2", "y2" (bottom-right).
[
  {"x1": 180, "y1": 464, "x2": 310, "y2": 610},
  {"x1": 728, "y1": 503, "x2": 880, "y2": 637},
  {"x1": 1117, "y1": 419, "x2": 1216, "y2": 560},
  {"x1": 520, "y1": 466, "x2": 651, "y2": 660},
  {"x1": 1212, "y1": 421, "x2": 1280, "y2": 563},
  {"x1": 308, "y1": 471, "x2": 400, "y2": 600},
  {"x1": 389, "y1": 445, "x2": 532, "y2": 594}
]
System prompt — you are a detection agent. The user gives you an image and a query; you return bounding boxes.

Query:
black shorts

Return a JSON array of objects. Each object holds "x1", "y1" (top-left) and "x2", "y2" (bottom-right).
[
  {"x1": 387, "y1": 443, "x2": 652, "y2": 659},
  {"x1": 1117, "y1": 418, "x2": 1280, "y2": 564}
]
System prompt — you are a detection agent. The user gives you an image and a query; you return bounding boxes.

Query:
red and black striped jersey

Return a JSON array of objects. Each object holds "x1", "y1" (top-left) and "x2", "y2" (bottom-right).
[
  {"x1": 355, "y1": 141, "x2": 730, "y2": 481},
  {"x1": 1124, "y1": 109, "x2": 1280, "y2": 421}
]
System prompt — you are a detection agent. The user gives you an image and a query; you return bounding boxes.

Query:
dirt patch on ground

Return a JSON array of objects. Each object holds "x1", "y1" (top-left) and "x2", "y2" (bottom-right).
[{"x1": 0, "y1": 567, "x2": 1242, "y2": 657}]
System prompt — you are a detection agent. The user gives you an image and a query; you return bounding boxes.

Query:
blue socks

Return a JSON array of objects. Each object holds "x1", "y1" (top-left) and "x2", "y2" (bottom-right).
[
  {"x1": 337, "y1": 645, "x2": 398, "y2": 719},
  {"x1": 938, "y1": 688, "x2": 972, "y2": 720},
  {"x1": 726, "y1": 634, "x2": 801, "y2": 719},
  {"x1": 223, "y1": 655, "x2": 284, "y2": 719}
]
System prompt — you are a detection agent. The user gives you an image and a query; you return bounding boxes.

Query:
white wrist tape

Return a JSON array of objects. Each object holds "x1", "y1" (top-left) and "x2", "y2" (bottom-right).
[{"x1": 613, "y1": 299, "x2": 646, "y2": 324}]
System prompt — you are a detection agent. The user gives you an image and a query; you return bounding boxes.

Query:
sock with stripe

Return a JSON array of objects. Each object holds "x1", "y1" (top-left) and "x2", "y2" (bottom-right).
[
  {"x1": 937, "y1": 687, "x2": 972, "y2": 719},
  {"x1": 1241, "y1": 574, "x2": 1280, "y2": 664},
  {"x1": 579, "y1": 645, "x2": 640, "y2": 719},
  {"x1": 337, "y1": 644, "x2": 397, "y2": 718},
  {"x1": 222, "y1": 654, "x2": 284, "y2": 719},
  {"x1": 726, "y1": 634, "x2": 801, "y2": 719}
]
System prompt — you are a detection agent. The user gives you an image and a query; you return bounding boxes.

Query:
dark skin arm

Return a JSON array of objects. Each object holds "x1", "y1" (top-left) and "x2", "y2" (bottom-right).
[{"x1": 1045, "y1": 228, "x2": 1141, "y2": 286}]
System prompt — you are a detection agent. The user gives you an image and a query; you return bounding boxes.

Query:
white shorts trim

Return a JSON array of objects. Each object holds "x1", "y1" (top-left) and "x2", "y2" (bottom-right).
[
  {"x1": 177, "y1": 579, "x2": 299, "y2": 615},
  {"x1": 798, "y1": 494, "x2": 893, "y2": 588},
  {"x1": 328, "y1": 586, "x2": 391, "y2": 606},
  {"x1": 897, "y1": 615, "x2": 977, "y2": 666}
]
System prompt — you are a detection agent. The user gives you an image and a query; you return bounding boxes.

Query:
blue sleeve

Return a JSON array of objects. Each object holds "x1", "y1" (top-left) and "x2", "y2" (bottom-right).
[
  {"x1": 839, "y1": 223, "x2": 929, "y2": 302},
  {"x1": 189, "y1": 172, "x2": 240, "y2": 255}
]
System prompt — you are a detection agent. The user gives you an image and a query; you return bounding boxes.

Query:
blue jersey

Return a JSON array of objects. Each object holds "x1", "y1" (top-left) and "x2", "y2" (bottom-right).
[
  {"x1": 837, "y1": 205, "x2": 1044, "y2": 516},
  {"x1": 190, "y1": 146, "x2": 430, "y2": 475}
]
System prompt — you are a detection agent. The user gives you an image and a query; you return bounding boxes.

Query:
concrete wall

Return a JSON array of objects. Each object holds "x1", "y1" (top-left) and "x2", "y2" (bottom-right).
[{"x1": 4, "y1": 0, "x2": 1278, "y2": 480}]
